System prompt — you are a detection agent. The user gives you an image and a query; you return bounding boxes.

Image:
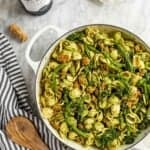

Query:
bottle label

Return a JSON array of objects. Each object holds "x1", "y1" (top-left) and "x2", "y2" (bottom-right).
[{"x1": 20, "y1": 0, "x2": 51, "y2": 12}]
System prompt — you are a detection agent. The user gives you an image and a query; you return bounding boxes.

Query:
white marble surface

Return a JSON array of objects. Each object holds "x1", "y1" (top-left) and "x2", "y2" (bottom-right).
[{"x1": 0, "y1": 0, "x2": 149, "y2": 149}]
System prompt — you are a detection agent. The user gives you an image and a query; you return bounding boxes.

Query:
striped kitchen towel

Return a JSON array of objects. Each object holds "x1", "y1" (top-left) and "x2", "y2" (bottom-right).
[{"x1": 0, "y1": 33, "x2": 71, "y2": 150}]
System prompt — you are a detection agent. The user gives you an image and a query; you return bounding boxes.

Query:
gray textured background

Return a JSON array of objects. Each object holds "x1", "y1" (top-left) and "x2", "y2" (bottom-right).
[{"x1": 0, "y1": 0, "x2": 149, "y2": 149}]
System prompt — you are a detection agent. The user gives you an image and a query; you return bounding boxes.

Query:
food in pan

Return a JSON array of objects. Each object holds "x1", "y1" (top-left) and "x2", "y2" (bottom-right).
[{"x1": 40, "y1": 26, "x2": 150, "y2": 150}]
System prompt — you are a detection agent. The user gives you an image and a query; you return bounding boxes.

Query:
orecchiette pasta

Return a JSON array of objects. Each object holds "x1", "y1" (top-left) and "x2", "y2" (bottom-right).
[{"x1": 40, "y1": 26, "x2": 150, "y2": 150}]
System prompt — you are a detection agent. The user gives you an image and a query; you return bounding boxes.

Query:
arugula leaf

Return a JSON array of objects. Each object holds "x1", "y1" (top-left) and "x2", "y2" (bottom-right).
[
  {"x1": 96, "y1": 128, "x2": 120, "y2": 148},
  {"x1": 51, "y1": 64, "x2": 66, "y2": 91},
  {"x1": 63, "y1": 91, "x2": 89, "y2": 137},
  {"x1": 86, "y1": 44, "x2": 100, "y2": 53},
  {"x1": 124, "y1": 135, "x2": 135, "y2": 144},
  {"x1": 67, "y1": 31, "x2": 85, "y2": 41},
  {"x1": 116, "y1": 44, "x2": 134, "y2": 72},
  {"x1": 102, "y1": 51, "x2": 123, "y2": 72}
]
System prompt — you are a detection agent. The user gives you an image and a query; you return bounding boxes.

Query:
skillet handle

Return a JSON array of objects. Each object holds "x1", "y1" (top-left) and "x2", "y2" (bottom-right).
[{"x1": 25, "y1": 25, "x2": 65, "y2": 73}]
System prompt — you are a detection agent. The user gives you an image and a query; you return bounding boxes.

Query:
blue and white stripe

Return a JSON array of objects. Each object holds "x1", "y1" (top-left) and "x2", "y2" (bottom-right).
[{"x1": 0, "y1": 33, "x2": 71, "y2": 150}]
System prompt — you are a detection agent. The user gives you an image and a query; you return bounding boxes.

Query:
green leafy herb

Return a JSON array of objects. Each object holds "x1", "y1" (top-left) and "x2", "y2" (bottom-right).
[
  {"x1": 124, "y1": 135, "x2": 135, "y2": 144},
  {"x1": 96, "y1": 128, "x2": 120, "y2": 148},
  {"x1": 116, "y1": 44, "x2": 134, "y2": 72},
  {"x1": 86, "y1": 44, "x2": 100, "y2": 53},
  {"x1": 67, "y1": 31, "x2": 85, "y2": 41},
  {"x1": 63, "y1": 91, "x2": 89, "y2": 137}
]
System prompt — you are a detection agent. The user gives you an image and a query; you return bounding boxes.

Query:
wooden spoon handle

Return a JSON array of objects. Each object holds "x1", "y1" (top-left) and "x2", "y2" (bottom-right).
[
  {"x1": 29, "y1": 136, "x2": 49, "y2": 150},
  {"x1": 6, "y1": 116, "x2": 49, "y2": 150},
  {"x1": 31, "y1": 142, "x2": 49, "y2": 150}
]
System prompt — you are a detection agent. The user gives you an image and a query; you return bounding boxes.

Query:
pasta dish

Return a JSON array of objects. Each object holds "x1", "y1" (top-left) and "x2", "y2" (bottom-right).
[{"x1": 40, "y1": 26, "x2": 150, "y2": 150}]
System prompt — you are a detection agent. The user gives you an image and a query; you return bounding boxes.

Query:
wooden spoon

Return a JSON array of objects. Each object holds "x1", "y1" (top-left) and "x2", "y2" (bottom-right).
[{"x1": 6, "y1": 116, "x2": 49, "y2": 150}]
